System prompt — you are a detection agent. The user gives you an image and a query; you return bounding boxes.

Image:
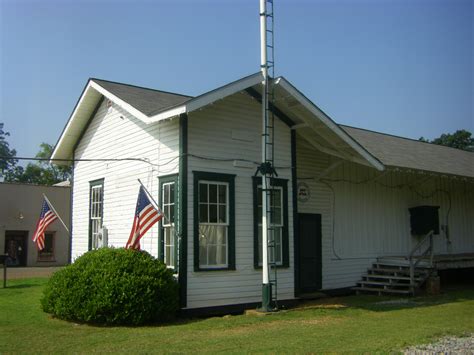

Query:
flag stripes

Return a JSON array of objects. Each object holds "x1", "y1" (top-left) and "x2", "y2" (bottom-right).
[
  {"x1": 126, "y1": 186, "x2": 163, "y2": 250},
  {"x1": 32, "y1": 200, "x2": 58, "y2": 250}
]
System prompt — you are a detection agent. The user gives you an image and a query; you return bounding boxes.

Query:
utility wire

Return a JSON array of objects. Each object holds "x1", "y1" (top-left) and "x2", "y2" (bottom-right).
[{"x1": 0, "y1": 154, "x2": 292, "y2": 169}]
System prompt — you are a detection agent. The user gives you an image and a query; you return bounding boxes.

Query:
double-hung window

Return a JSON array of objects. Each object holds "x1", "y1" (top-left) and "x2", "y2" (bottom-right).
[
  {"x1": 89, "y1": 179, "x2": 104, "y2": 250},
  {"x1": 253, "y1": 177, "x2": 289, "y2": 268},
  {"x1": 160, "y1": 175, "x2": 177, "y2": 269},
  {"x1": 194, "y1": 171, "x2": 235, "y2": 271}
]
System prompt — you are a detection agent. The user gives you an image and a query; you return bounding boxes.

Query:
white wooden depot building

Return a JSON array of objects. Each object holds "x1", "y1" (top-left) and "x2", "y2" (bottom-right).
[{"x1": 51, "y1": 72, "x2": 474, "y2": 311}]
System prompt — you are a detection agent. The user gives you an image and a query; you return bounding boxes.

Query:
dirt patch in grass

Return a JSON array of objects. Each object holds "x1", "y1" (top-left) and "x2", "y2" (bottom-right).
[{"x1": 218, "y1": 316, "x2": 340, "y2": 336}]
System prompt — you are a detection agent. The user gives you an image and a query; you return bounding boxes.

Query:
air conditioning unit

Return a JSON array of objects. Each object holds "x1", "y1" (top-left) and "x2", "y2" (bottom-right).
[{"x1": 98, "y1": 226, "x2": 108, "y2": 248}]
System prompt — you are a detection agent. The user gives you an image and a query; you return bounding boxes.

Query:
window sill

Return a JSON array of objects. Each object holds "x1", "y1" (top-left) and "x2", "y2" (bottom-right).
[
  {"x1": 254, "y1": 264, "x2": 289, "y2": 270},
  {"x1": 37, "y1": 258, "x2": 56, "y2": 263},
  {"x1": 194, "y1": 266, "x2": 236, "y2": 272}
]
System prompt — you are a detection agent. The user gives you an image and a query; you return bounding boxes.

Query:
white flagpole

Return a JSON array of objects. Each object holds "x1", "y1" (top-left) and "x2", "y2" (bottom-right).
[
  {"x1": 43, "y1": 193, "x2": 70, "y2": 233},
  {"x1": 137, "y1": 179, "x2": 170, "y2": 224}
]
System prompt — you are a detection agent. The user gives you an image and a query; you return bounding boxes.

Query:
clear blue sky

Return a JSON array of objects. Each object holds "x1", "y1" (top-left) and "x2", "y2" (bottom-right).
[{"x1": 1, "y1": 0, "x2": 472, "y2": 159}]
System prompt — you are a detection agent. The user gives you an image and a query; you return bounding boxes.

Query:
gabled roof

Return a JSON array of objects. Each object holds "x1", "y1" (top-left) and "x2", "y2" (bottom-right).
[
  {"x1": 342, "y1": 126, "x2": 474, "y2": 179},
  {"x1": 50, "y1": 73, "x2": 473, "y2": 180},
  {"x1": 51, "y1": 72, "x2": 383, "y2": 171}
]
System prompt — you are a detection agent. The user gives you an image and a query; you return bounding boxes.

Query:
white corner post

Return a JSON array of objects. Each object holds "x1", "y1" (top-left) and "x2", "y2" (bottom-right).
[{"x1": 260, "y1": 0, "x2": 272, "y2": 312}]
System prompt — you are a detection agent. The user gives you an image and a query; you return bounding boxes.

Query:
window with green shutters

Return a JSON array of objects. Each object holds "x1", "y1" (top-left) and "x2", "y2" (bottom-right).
[
  {"x1": 159, "y1": 174, "x2": 178, "y2": 271},
  {"x1": 194, "y1": 171, "x2": 235, "y2": 271},
  {"x1": 89, "y1": 179, "x2": 104, "y2": 251}
]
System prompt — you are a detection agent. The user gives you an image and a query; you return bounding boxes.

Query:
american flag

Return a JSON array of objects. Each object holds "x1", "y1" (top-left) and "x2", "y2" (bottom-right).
[
  {"x1": 32, "y1": 199, "x2": 58, "y2": 250},
  {"x1": 126, "y1": 186, "x2": 163, "y2": 250}
]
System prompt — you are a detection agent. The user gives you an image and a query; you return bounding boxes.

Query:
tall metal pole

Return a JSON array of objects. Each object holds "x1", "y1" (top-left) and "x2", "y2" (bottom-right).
[{"x1": 260, "y1": 0, "x2": 272, "y2": 311}]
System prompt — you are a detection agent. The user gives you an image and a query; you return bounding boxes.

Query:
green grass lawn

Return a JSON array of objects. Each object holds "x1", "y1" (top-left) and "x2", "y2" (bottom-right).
[{"x1": 1, "y1": 278, "x2": 473, "y2": 353}]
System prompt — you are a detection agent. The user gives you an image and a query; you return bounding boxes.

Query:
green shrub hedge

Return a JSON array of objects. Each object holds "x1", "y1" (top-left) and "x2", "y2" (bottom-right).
[{"x1": 41, "y1": 247, "x2": 179, "y2": 325}]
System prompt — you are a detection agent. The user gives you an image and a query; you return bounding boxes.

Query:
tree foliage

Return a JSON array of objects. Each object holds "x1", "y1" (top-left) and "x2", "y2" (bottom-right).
[
  {"x1": 0, "y1": 123, "x2": 18, "y2": 178},
  {"x1": 419, "y1": 129, "x2": 474, "y2": 152},
  {"x1": 4, "y1": 142, "x2": 72, "y2": 185}
]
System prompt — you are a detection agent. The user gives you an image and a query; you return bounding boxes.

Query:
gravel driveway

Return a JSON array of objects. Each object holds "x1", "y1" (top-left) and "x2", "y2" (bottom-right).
[{"x1": 404, "y1": 334, "x2": 474, "y2": 354}]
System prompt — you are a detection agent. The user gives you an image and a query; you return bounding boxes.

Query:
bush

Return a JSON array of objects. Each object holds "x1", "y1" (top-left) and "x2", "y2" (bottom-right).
[{"x1": 41, "y1": 247, "x2": 179, "y2": 325}]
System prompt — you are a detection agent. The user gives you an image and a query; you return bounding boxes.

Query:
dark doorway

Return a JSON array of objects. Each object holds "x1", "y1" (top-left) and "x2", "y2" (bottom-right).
[
  {"x1": 4, "y1": 231, "x2": 28, "y2": 267},
  {"x1": 297, "y1": 213, "x2": 322, "y2": 294}
]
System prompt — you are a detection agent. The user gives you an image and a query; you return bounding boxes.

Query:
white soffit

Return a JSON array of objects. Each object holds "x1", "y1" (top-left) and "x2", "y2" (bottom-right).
[
  {"x1": 275, "y1": 78, "x2": 384, "y2": 171},
  {"x1": 51, "y1": 83, "x2": 103, "y2": 163}
]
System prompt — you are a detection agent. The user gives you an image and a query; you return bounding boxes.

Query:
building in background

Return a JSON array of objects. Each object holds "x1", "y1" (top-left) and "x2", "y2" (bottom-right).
[{"x1": 0, "y1": 182, "x2": 71, "y2": 267}]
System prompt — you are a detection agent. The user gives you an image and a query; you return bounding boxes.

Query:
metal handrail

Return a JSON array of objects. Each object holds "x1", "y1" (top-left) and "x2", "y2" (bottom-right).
[{"x1": 408, "y1": 230, "x2": 434, "y2": 294}]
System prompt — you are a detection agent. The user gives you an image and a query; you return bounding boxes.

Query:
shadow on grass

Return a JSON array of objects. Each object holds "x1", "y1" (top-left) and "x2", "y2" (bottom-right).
[{"x1": 303, "y1": 285, "x2": 474, "y2": 314}]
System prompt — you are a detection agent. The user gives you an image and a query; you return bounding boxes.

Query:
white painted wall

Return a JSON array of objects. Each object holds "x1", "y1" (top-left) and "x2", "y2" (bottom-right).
[
  {"x1": 296, "y1": 138, "x2": 474, "y2": 290},
  {"x1": 0, "y1": 183, "x2": 70, "y2": 266},
  {"x1": 186, "y1": 92, "x2": 294, "y2": 309},
  {"x1": 72, "y1": 99, "x2": 179, "y2": 260}
]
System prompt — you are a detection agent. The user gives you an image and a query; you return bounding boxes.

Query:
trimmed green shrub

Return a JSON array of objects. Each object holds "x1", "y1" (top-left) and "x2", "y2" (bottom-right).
[{"x1": 41, "y1": 247, "x2": 179, "y2": 325}]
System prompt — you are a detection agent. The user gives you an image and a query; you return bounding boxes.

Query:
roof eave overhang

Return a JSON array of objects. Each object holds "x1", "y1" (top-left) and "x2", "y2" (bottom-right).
[
  {"x1": 51, "y1": 80, "x2": 157, "y2": 164},
  {"x1": 274, "y1": 77, "x2": 384, "y2": 171}
]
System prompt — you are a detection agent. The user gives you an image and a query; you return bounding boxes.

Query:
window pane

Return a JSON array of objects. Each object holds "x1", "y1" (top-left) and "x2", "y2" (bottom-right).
[
  {"x1": 199, "y1": 183, "x2": 208, "y2": 203},
  {"x1": 272, "y1": 189, "x2": 282, "y2": 207},
  {"x1": 218, "y1": 246, "x2": 227, "y2": 265},
  {"x1": 165, "y1": 246, "x2": 171, "y2": 265},
  {"x1": 218, "y1": 205, "x2": 226, "y2": 223},
  {"x1": 199, "y1": 204, "x2": 208, "y2": 223},
  {"x1": 274, "y1": 228, "x2": 282, "y2": 263},
  {"x1": 257, "y1": 188, "x2": 262, "y2": 206},
  {"x1": 164, "y1": 184, "x2": 169, "y2": 204},
  {"x1": 169, "y1": 205, "x2": 175, "y2": 223},
  {"x1": 209, "y1": 204, "x2": 218, "y2": 223},
  {"x1": 272, "y1": 207, "x2": 282, "y2": 225},
  {"x1": 169, "y1": 183, "x2": 174, "y2": 204},
  {"x1": 209, "y1": 184, "x2": 217, "y2": 203},
  {"x1": 219, "y1": 185, "x2": 226, "y2": 204},
  {"x1": 208, "y1": 245, "x2": 217, "y2": 265},
  {"x1": 199, "y1": 241, "x2": 208, "y2": 266}
]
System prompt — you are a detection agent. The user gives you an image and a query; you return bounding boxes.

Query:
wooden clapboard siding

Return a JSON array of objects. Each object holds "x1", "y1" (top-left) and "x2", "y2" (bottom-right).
[
  {"x1": 186, "y1": 92, "x2": 294, "y2": 309},
  {"x1": 296, "y1": 138, "x2": 474, "y2": 290},
  {"x1": 72, "y1": 99, "x2": 179, "y2": 260}
]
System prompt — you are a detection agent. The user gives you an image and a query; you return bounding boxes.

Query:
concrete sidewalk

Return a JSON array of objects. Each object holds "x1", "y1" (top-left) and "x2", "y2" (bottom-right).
[{"x1": 1, "y1": 266, "x2": 64, "y2": 280}]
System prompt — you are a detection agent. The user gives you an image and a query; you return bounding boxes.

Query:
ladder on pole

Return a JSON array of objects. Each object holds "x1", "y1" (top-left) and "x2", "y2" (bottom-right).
[{"x1": 259, "y1": 0, "x2": 278, "y2": 311}]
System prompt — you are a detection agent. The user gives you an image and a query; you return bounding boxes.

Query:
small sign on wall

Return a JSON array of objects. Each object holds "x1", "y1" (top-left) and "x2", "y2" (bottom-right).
[{"x1": 297, "y1": 182, "x2": 310, "y2": 203}]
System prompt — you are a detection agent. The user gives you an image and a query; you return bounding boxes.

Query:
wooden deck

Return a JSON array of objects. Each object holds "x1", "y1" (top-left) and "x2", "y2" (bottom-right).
[
  {"x1": 431, "y1": 253, "x2": 474, "y2": 270},
  {"x1": 378, "y1": 253, "x2": 474, "y2": 270}
]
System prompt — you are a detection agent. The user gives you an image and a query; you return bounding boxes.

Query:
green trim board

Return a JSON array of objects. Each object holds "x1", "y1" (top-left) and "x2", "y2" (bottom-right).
[
  {"x1": 193, "y1": 171, "x2": 236, "y2": 272},
  {"x1": 252, "y1": 176, "x2": 290, "y2": 269},
  {"x1": 244, "y1": 88, "x2": 295, "y2": 128},
  {"x1": 158, "y1": 173, "x2": 179, "y2": 272},
  {"x1": 178, "y1": 113, "x2": 188, "y2": 308},
  {"x1": 291, "y1": 130, "x2": 299, "y2": 296},
  {"x1": 88, "y1": 178, "x2": 104, "y2": 251}
]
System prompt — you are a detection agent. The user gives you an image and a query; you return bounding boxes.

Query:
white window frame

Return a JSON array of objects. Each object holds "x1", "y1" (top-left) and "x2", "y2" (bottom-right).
[
  {"x1": 162, "y1": 182, "x2": 176, "y2": 268},
  {"x1": 198, "y1": 180, "x2": 229, "y2": 269},
  {"x1": 90, "y1": 183, "x2": 103, "y2": 250}
]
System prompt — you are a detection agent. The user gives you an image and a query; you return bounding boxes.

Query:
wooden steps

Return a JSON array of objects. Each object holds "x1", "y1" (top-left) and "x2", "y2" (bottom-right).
[{"x1": 353, "y1": 256, "x2": 432, "y2": 296}]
